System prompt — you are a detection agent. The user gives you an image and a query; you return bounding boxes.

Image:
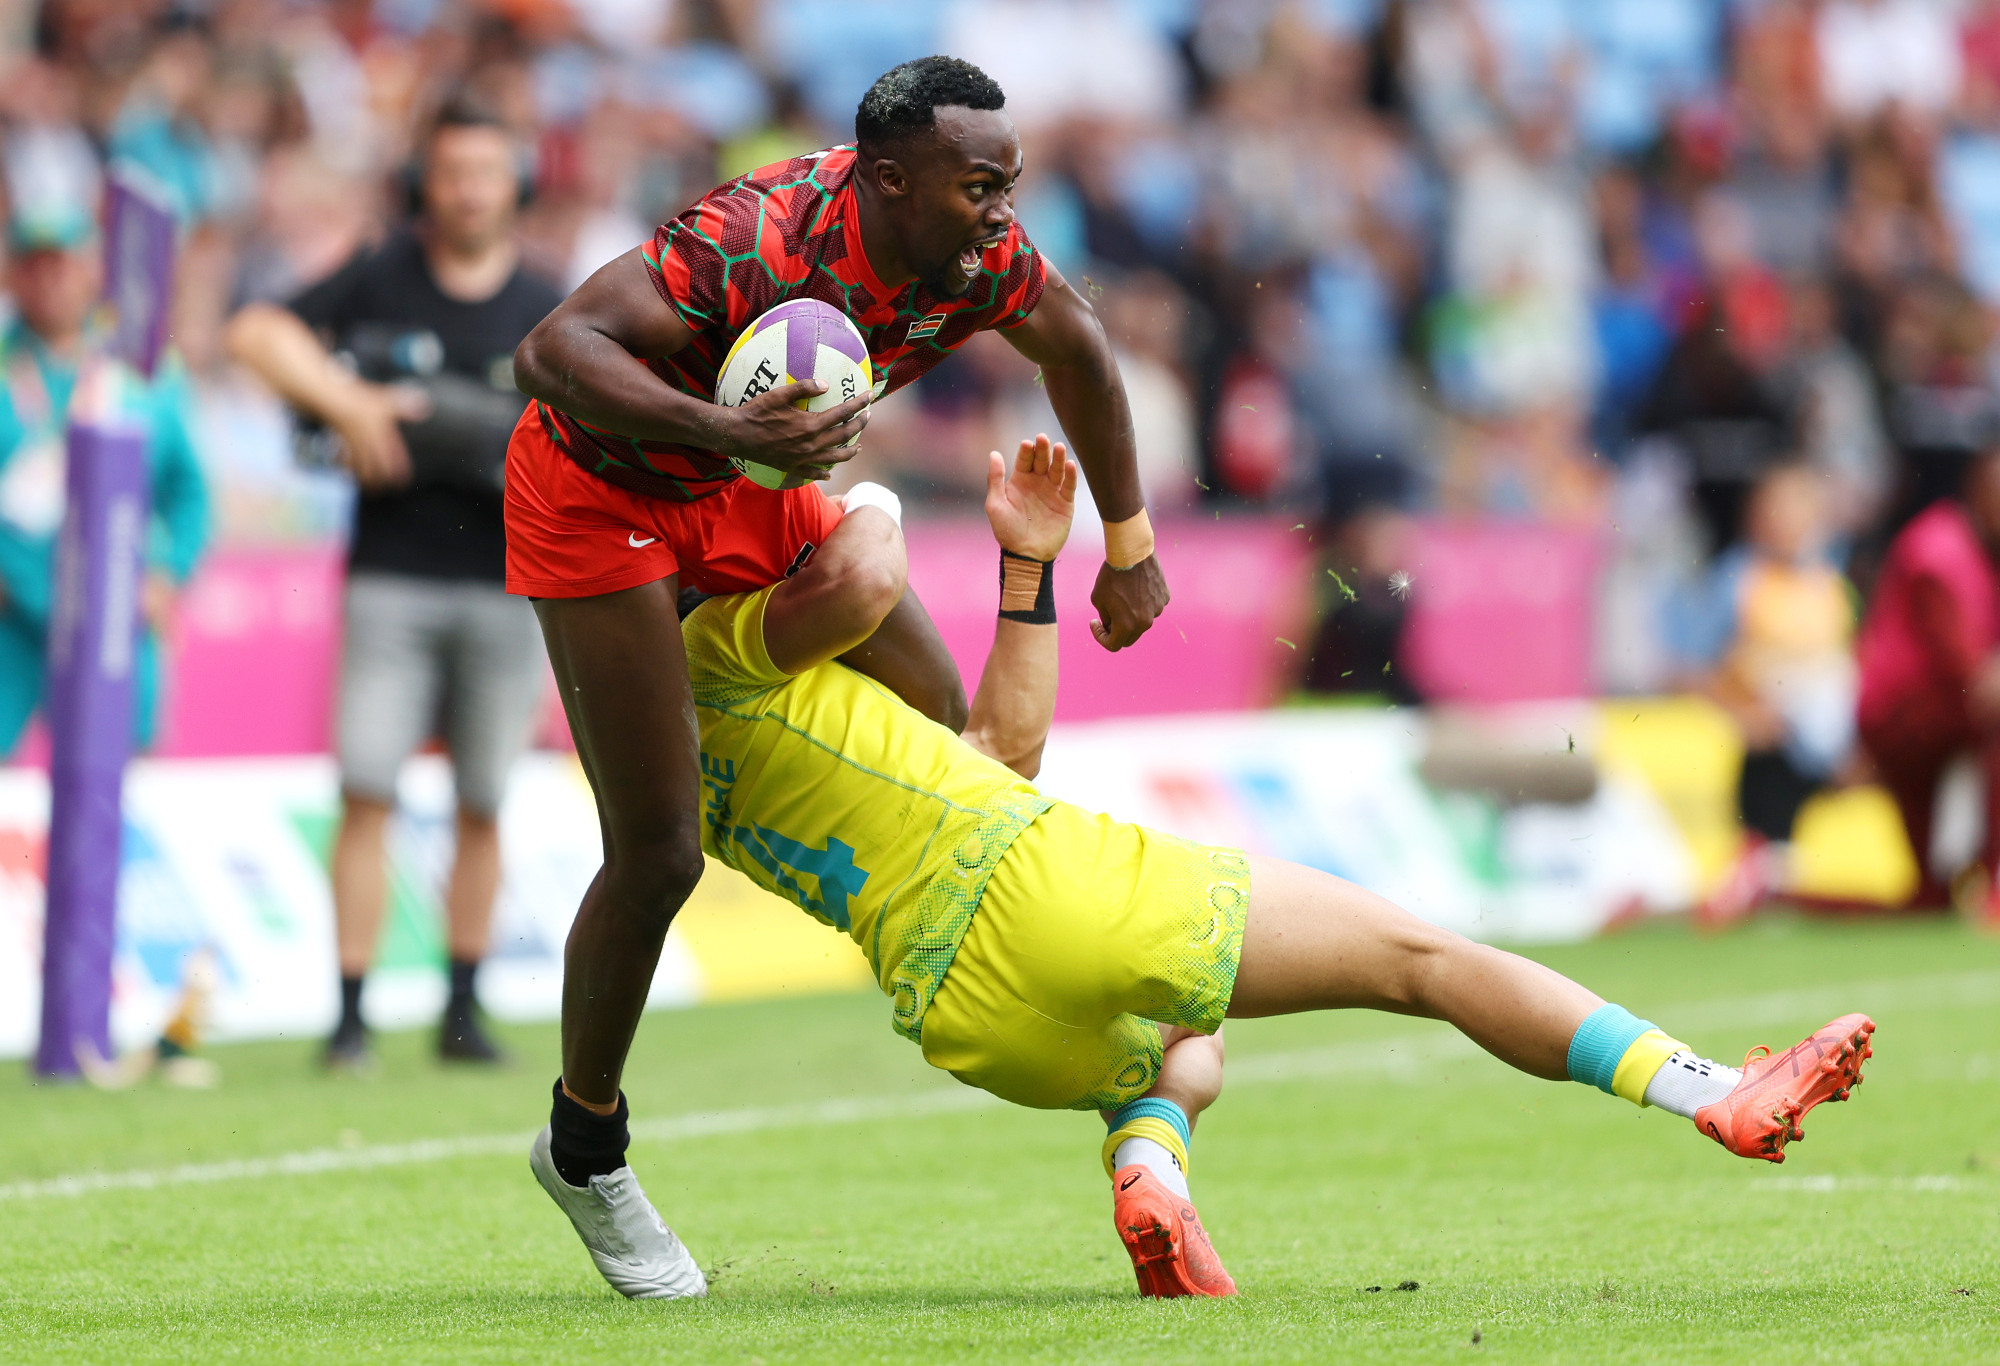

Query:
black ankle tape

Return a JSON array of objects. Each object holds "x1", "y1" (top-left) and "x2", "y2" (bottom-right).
[{"x1": 549, "y1": 1078, "x2": 630, "y2": 1187}]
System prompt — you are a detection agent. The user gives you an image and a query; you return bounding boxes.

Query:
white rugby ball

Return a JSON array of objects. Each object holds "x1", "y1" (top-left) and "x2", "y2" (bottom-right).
[{"x1": 714, "y1": 299, "x2": 873, "y2": 490}]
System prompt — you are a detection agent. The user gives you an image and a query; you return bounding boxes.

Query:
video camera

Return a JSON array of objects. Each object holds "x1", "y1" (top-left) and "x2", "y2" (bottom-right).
[{"x1": 293, "y1": 323, "x2": 527, "y2": 495}]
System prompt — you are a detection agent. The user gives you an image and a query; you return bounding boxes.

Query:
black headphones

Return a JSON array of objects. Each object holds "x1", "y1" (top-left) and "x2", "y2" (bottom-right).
[{"x1": 398, "y1": 118, "x2": 536, "y2": 219}]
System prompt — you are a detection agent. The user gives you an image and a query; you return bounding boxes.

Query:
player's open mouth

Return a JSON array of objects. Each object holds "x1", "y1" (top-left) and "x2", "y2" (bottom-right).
[{"x1": 958, "y1": 236, "x2": 1003, "y2": 277}]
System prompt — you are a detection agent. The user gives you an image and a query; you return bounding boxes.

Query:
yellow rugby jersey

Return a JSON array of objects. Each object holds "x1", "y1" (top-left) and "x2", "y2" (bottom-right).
[{"x1": 682, "y1": 587, "x2": 1054, "y2": 1041}]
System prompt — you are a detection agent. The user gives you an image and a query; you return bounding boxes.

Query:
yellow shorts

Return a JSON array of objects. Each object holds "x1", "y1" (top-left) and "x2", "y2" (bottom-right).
[{"x1": 919, "y1": 802, "x2": 1251, "y2": 1112}]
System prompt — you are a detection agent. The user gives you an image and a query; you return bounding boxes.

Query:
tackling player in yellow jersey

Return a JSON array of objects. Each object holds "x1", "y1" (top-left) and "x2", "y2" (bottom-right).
[{"x1": 532, "y1": 437, "x2": 1878, "y2": 1300}]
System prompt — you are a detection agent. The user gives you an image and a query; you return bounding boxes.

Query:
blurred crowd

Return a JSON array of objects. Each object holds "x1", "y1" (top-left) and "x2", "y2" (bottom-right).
[{"x1": 12, "y1": 0, "x2": 2000, "y2": 901}]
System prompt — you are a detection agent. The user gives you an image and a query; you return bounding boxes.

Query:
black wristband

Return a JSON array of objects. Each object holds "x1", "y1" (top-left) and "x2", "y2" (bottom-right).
[{"x1": 998, "y1": 548, "x2": 1056, "y2": 624}]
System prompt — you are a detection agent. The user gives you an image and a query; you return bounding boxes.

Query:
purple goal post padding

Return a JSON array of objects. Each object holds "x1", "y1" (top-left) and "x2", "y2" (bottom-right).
[
  {"x1": 32, "y1": 176, "x2": 177, "y2": 1078},
  {"x1": 35, "y1": 423, "x2": 149, "y2": 1077}
]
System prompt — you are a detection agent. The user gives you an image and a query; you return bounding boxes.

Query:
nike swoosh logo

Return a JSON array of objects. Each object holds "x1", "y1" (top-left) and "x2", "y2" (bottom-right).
[
  {"x1": 1119, "y1": 1174, "x2": 1142, "y2": 1192},
  {"x1": 628, "y1": 533, "x2": 658, "y2": 548}
]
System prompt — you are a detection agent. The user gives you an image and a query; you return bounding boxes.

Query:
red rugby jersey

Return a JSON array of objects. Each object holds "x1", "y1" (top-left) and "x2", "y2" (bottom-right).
[{"x1": 538, "y1": 145, "x2": 1046, "y2": 501}]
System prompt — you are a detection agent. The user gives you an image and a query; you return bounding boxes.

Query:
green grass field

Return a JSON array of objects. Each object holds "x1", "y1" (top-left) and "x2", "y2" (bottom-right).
[{"x1": 3, "y1": 914, "x2": 1998, "y2": 1364}]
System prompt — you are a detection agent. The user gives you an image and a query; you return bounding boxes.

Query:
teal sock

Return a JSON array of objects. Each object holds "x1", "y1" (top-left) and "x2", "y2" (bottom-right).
[
  {"x1": 1106, "y1": 1097, "x2": 1192, "y2": 1146},
  {"x1": 1105, "y1": 1098, "x2": 1193, "y2": 1199},
  {"x1": 1101, "y1": 1097, "x2": 1193, "y2": 1185},
  {"x1": 1566, "y1": 1003, "x2": 1656, "y2": 1095}
]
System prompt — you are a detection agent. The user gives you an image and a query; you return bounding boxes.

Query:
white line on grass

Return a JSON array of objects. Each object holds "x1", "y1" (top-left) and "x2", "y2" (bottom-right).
[
  {"x1": 1754, "y1": 1174, "x2": 1972, "y2": 1193},
  {"x1": 5, "y1": 966, "x2": 1997, "y2": 1204},
  {"x1": 0, "y1": 1089, "x2": 996, "y2": 1203}
]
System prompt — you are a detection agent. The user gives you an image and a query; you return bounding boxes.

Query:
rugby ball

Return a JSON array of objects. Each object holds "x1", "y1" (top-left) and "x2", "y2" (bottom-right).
[{"x1": 715, "y1": 299, "x2": 872, "y2": 490}]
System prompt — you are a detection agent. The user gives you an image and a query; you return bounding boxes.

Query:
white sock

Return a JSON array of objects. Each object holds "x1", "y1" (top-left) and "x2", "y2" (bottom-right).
[
  {"x1": 1642, "y1": 1050, "x2": 1743, "y2": 1119},
  {"x1": 1113, "y1": 1136, "x2": 1190, "y2": 1200}
]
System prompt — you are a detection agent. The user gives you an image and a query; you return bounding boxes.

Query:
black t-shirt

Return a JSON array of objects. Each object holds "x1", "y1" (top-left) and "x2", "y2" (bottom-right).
[{"x1": 288, "y1": 230, "x2": 563, "y2": 583}]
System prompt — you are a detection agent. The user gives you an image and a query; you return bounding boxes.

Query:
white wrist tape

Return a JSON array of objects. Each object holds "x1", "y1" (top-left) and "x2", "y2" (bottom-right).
[{"x1": 841, "y1": 481, "x2": 902, "y2": 527}]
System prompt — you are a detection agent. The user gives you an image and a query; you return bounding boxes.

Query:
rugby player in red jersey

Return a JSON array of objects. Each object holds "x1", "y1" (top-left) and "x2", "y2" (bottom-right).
[{"x1": 505, "y1": 56, "x2": 1172, "y2": 1271}]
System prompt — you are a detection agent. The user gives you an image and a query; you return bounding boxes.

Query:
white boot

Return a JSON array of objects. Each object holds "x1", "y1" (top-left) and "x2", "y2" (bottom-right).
[{"x1": 529, "y1": 1126, "x2": 708, "y2": 1300}]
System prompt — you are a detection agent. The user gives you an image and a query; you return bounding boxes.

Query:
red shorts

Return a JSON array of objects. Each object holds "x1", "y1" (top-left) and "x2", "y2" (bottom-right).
[{"x1": 504, "y1": 406, "x2": 842, "y2": 599}]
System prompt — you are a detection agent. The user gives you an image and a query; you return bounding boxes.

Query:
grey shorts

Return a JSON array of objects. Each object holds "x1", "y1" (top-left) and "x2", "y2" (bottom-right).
[{"x1": 336, "y1": 573, "x2": 547, "y2": 817}]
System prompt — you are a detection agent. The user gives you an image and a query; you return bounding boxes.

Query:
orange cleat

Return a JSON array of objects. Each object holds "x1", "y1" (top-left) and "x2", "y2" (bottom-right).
[
  {"x1": 1112, "y1": 1166, "x2": 1237, "y2": 1298},
  {"x1": 1693, "y1": 1013, "x2": 1875, "y2": 1162}
]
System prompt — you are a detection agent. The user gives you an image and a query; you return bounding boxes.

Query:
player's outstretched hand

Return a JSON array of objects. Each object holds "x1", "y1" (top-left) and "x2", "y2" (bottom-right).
[
  {"x1": 715, "y1": 380, "x2": 871, "y2": 477},
  {"x1": 985, "y1": 433, "x2": 1077, "y2": 562}
]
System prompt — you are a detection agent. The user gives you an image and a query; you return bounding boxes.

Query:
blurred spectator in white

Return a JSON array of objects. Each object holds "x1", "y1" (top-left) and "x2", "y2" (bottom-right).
[
  {"x1": 554, "y1": 98, "x2": 656, "y2": 291},
  {"x1": 231, "y1": 145, "x2": 378, "y2": 309},
  {"x1": 0, "y1": 59, "x2": 98, "y2": 229},
  {"x1": 1402, "y1": 0, "x2": 1508, "y2": 160},
  {"x1": 941, "y1": 0, "x2": 1184, "y2": 133},
  {"x1": 1818, "y1": 0, "x2": 1962, "y2": 126},
  {"x1": 1432, "y1": 104, "x2": 1600, "y2": 518}
]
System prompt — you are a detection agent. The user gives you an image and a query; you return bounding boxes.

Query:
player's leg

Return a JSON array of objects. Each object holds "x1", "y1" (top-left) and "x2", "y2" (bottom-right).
[
  {"x1": 921, "y1": 808, "x2": 1245, "y2": 1296},
  {"x1": 326, "y1": 574, "x2": 442, "y2": 1069},
  {"x1": 699, "y1": 477, "x2": 969, "y2": 730},
  {"x1": 839, "y1": 588, "x2": 967, "y2": 731},
  {"x1": 1230, "y1": 856, "x2": 1873, "y2": 1161},
  {"x1": 503, "y1": 401, "x2": 708, "y2": 1297},
  {"x1": 1101, "y1": 1026, "x2": 1236, "y2": 1298},
  {"x1": 527, "y1": 577, "x2": 708, "y2": 1299},
  {"x1": 535, "y1": 579, "x2": 706, "y2": 1108}
]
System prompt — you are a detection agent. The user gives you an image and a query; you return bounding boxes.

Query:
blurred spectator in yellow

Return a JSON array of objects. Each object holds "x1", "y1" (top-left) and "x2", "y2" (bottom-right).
[{"x1": 1670, "y1": 463, "x2": 1856, "y2": 924}]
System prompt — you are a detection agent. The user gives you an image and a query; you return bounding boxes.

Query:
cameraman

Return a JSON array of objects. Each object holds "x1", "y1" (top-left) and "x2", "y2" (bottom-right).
[{"x1": 226, "y1": 99, "x2": 562, "y2": 1070}]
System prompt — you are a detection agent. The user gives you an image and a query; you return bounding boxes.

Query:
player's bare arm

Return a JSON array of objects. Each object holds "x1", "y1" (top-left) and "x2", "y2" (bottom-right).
[
  {"x1": 512, "y1": 248, "x2": 871, "y2": 477},
  {"x1": 847, "y1": 91, "x2": 1167, "y2": 651},
  {"x1": 1004, "y1": 264, "x2": 1171, "y2": 651},
  {"x1": 958, "y1": 434, "x2": 1075, "y2": 778}
]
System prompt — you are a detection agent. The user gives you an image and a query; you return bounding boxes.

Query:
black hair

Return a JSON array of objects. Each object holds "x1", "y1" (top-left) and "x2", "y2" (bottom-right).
[
  {"x1": 854, "y1": 56, "x2": 1006, "y2": 157},
  {"x1": 429, "y1": 92, "x2": 511, "y2": 141}
]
